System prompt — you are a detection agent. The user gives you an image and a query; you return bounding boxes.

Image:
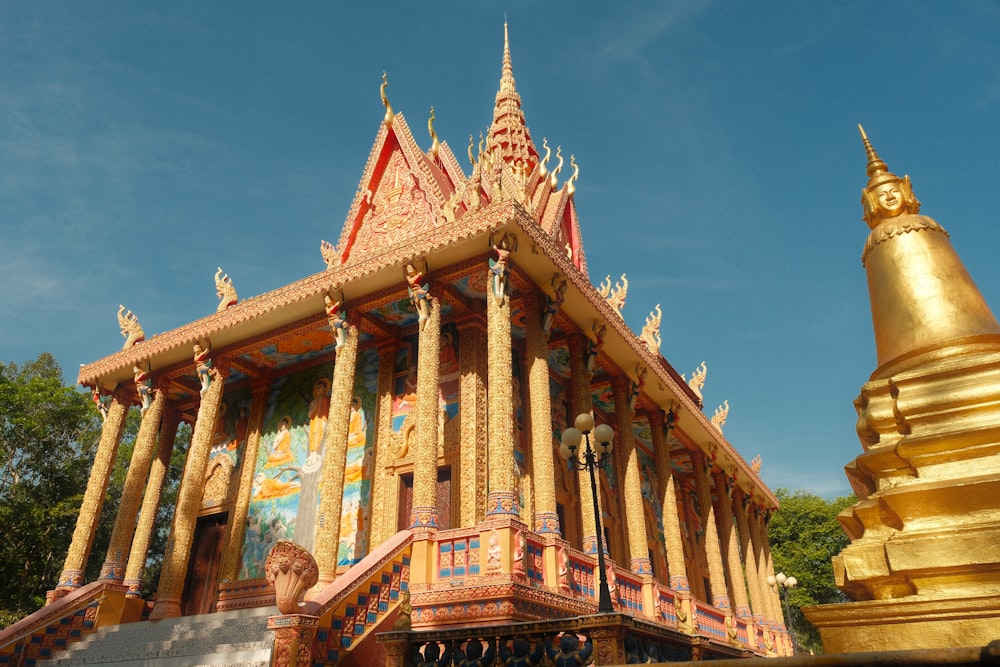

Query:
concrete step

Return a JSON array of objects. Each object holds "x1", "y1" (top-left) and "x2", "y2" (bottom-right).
[{"x1": 41, "y1": 607, "x2": 277, "y2": 667}]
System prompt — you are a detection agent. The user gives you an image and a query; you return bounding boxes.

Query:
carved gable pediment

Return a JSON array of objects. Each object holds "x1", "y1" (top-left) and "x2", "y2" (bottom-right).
[{"x1": 339, "y1": 114, "x2": 460, "y2": 265}]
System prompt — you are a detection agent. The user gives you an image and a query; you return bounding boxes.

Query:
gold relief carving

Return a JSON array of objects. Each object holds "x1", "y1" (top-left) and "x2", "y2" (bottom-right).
[
  {"x1": 459, "y1": 322, "x2": 482, "y2": 528},
  {"x1": 102, "y1": 383, "x2": 167, "y2": 580},
  {"x1": 117, "y1": 305, "x2": 145, "y2": 349},
  {"x1": 568, "y1": 336, "x2": 598, "y2": 546},
  {"x1": 313, "y1": 323, "x2": 359, "y2": 585},
  {"x1": 353, "y1": 152, "x2": 436, "y2": 258},
  {"x1": 214, "y1": 267, "x2": 238, "y2": 312},
  {"x1": 714, "y1": 473, "x2": 750, "y2": 616},
  {"x1": 150, "y1": 365, "x2": 227, "y2": 618},
  {"x1": 202, "y1": 457, "x2": 233, "y2": 504},
  {"x1": 475, "y1": 331, "x2": 489, "y2": 524},
  {"x1": 58, "y1": 392, "x2": 128, "y2": 589},
  {"x1": 413, "y1": 298, "x2": 441, "y2": 516},
  {"x1": 686, "y1": 361, "x2": 707, "y2": 403},
  {"x1": 264, "y1": 540, "x2": 319, "y2": 615},
  {"x1": 613, "y1": 376, "x2": 648, "y2": 573},
  {"x1": 486, "y1": 274, "x2": 516, "y2": 510},
  {"x1": 369, "y1": 346, "x2": 396, "y2": 547}
]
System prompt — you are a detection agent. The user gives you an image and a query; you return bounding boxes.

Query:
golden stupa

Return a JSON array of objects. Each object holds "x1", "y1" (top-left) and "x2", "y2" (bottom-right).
[{"x1": 804, "y1": 127, "x2": 1000, "y2": 651}]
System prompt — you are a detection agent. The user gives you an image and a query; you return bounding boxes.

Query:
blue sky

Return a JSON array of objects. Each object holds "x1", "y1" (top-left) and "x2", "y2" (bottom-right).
[{"x1": 3, "y1": 2, "x2": 1000, "y2": 499}]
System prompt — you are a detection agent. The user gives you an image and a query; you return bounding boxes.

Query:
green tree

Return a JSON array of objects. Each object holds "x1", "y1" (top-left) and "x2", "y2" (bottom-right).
[
  {"x1": 767, "y1": 488, "x2": 856, "y2": 654},
  {"x1": 0, "y1": 354, "x2": 101, "y2": 626}
]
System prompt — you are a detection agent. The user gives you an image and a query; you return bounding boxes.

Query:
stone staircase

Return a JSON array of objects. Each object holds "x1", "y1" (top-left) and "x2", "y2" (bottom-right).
[{"x1": 40, "y1": 607, "x2": 278, "y2": 667}]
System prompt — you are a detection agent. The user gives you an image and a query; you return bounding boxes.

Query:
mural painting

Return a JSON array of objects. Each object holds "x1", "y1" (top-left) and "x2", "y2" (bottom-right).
[
  {"x1": 240, "y1": 363, "x2": 333, "y2": 579},
  {"x1": 392, "y1": 324, "x2": 460, "y2": 433}
]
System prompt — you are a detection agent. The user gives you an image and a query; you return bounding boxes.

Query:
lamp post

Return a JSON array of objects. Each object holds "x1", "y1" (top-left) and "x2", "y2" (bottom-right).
[
  {"x1": 766, "y1": 572, "x2": 798, "y2": 654},
  {"x1": 560, "y1": 412, "x2": 615, "y2": 613}
]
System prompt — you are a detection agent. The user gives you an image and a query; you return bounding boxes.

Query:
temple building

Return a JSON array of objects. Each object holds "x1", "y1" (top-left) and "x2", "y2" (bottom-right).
[
  {"x1": 1, "y1": 27, "x2": 788, "y2": 665},
  {"x1": 804, "y1": 129, "x2": 1000, "y2": 652}
]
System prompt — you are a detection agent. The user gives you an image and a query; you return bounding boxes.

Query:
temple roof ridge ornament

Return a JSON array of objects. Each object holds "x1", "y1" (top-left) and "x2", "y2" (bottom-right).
[
  {"x1": 380, "y1": 71, "x2": 394, "y2": 128},
  {"x1": 487, "y1": 22, "x2": 539, "y2": 176}
]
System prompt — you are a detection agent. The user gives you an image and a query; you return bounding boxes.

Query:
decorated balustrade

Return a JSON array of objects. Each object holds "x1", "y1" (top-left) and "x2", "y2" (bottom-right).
[
  {"x1": 0, "y1": 581, "x2": 132, "y2": 667},
  {"x1": 654, "y1": 584, "x2": 679, "y2": 625},
  {"x1": 609, "y1": 564, "x2": 643, "y2": 615},
  {"x1": 693, "y1": 600, "x2": 727, "y2": 642},
  {"x1": 435, "y1": 527, "x2": 480, "y2": 584},
  {"x1": 564, "y1": 549, "x2": 596, "y2": 601},
  {"x1": 378, "y1": 611, "x2": 754, "y2": 666}
]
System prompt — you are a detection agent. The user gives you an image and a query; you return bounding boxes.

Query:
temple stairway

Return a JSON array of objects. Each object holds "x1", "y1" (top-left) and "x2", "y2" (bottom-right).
[{"x1": 40, "y1": 607, "x2": 276, "y2": 667}]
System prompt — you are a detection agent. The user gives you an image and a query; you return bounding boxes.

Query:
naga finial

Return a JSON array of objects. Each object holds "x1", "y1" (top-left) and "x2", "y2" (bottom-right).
[
  {"x1": 380, "y1": 71, "x2": 395, "y2": 128},
  {"x1": 605, "y1": 273, "x2": 628, "y2": 315},
  {"x1": 710, "y1": 400, "x2": 729, "y2": 431},
  {"x1": 320, "y1": 240, "x2": 341, "y2": 270},
  {"x1": 858, "y1": 124, "x2": 920, "y2": 229},
  {"x1": 117, "y1": 304, "x2": 145, "y2": 349},
  {"x1": 688, "y1": 361, "x2": 707, "y2": 401},
  {"x1": 549, "y1": 146, "x2": 563, "y2": 190},
  {"x1": 566, "y1": 154, "x2": 579, "y2": 195},
  {"x1": 539, "y1": 137, "x2": 551, "y2": 177},
  {"x1": 428, "y1": 106, "x2": 439, "y2": 159},
  {"x1": 215, "y1": 267, "x2": 238, "y2": 312},
  {"x1": 640, "y1": 304, "x2": 662, "y2": 352}
]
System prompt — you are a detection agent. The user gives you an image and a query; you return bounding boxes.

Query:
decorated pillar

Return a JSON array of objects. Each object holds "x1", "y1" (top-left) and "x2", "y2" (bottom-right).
[
  {"x1": 149, "y1": 349, "x2": 227, "y2": 619},
  {"x1": 650, "y1": 411, "x2": 688, "y2": 590},
  {"x1": 734, "y1": 490, "x2": 768, "y2": 624},
  {"x1": 314, "y1": 318, "x2": 360, "y2": 588},
  {"x1": 568, "y1": 335, "x2": 600, "y2": 554},
  {"x1": 524, "y1": 294, "x2": 558, "y2": 535},
  {"x1": 53, "y1": 388, "x2": 129, "y2": 597},
  {"x1": 411, "y1": 296, "x2": 441, "y2": 529},
  {"x1": 756, "y1": 508, "x2": 784, "y2": 624},
  {"x1": 123, "y1": 406, "x2": 183, "y2": 598},
  {"x1": 714, "y1": 472, "x2": 751, "y2": 619},
  {"x1": 692, "y1": 452, "x2": 730, "y2": 611},
  {"x1": 485, "y1": 262, "x2": 517, "y2": 518},
  {"x1": 368, "y1": 340, "x2": 398, "y2": 547},
  {"x1": 650, "y1": 411, "x2": 694, "y2": 632},
  {"x1": 458, "y1": 318, "x2": 487, "y2": 528},
  {"x1": 101, "y1": 376, "x2": 168, "y2": 581},
  {"x1": 612, "y1": 376, "x2": 650, "y2": 575},
  {"x1": 218, "y1": 380, "x2": 269, "y2": 583}
]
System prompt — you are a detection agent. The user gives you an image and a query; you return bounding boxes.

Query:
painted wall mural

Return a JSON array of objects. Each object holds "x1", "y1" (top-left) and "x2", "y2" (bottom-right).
[
  {"x1": 239, "y1": 351, "x2": 380, "y2": 579},
  {"x1": 391, "y1": 324, "x2": 460, "y2": 433}
]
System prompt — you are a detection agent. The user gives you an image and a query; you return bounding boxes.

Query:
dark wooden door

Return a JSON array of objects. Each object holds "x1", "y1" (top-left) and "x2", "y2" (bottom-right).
[{"x1": 182, "y1": 512, "x2": 228, "y2": 616}]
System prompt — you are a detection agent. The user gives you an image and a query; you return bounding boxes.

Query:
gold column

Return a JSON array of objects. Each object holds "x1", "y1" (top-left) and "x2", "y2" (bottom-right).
[
  {"x1": 368, "y1": 341, "x2": 397, "y2": 547},
  {"x1": 734, "y1": 490, "x2": 767, "y2": 623},
  {"x1": 149, "y1": 358, "x2": 227, "y2": 619},
  {"x1": 54, "y1": 389, "x2": 129, "y2": 595},
  {"x1": 458, "y1": 319, "x2": 487, "y2": 528},
  {"x1": 568, "y1": 335, "x2": 599, "y2": 553},
  {"x1": 749, "y1": 505, "x2": 780, "y2": 624},
  {"x1": 101, "y1": 378, "x2": 167, "y2": 581},
  {"x1": 123, "y1": 406, "x2": 183, "y2": 598},
  {"x1": 218, "y1": 380, "x2": 269, "y2": 583},
  {"x1": 524, "y1": 294, "x2": 558, "y2": 535},
  {"x1": 613, "y1": 376, "x2": 650, "y2": 574},
  {"x1": 474, "y1": 329, "x2": 488, "y2": 523},
  {"x1": 314, "y1": 323, "x2": 360, "y2": 587},
  {"x1": 713, "y1": 472, "x2": 751, "y2": 618},
  {"x1": 485, "y1": 272, "x2": 517, "y2": 518},
  {"x1": 650, "y1": 411, "x2": 689, "y2": 591},
  {"x1": 411, "y1": 297, "x2": 441, "y2": 529},
  {"x1": 693, "y1": 452, "x2": 730, "y2": 610}
]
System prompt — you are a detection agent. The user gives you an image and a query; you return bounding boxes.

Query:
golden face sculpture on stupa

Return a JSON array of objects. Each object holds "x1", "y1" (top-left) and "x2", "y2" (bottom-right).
[{"x1": 859, "y1": 125, "x2": 920, "y2": 228}]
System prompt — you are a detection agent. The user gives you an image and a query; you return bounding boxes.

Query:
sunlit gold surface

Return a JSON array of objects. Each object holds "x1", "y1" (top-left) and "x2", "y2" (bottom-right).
[{"x1": 804, "y1": 129, "x2": 1000, "y2": 652}]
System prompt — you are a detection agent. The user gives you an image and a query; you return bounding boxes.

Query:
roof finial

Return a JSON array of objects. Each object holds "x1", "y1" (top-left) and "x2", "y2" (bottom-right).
[
  {"x1": 859, "y1": 124, "x2": 887, "y2": 179},
  {"x1": 428, "y1": 106, "x2": 439, "y2": 159},
  {"x1": 381, "y1": 71, "x2": 395, "y2": 128},
  {"x1": 566, "y1": 154, "x2": 579, "y2": 195}
]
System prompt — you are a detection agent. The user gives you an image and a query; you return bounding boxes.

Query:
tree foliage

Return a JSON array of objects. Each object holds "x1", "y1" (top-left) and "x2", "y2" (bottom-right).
[
  {"x1": 768, "y1": 488, "x2": 856, "y2": 654},
  {"x1": 0, "y1": 354, "x2": 101, "y2": 625},
  {"x1": 0, "y1": 353, "x2": 185, "y2": 628}
]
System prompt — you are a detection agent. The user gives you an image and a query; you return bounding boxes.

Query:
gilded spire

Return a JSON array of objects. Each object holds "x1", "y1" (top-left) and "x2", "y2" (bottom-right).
[
  {"x1": 487, "y1": 23, "x2": 539, "y2": 171},
  {"x1": 855, "y1": 129, "x2": 1000, "y2": 374},
  {"x1": 428, "y1": 106, "x2": 439, "y2": 159}
]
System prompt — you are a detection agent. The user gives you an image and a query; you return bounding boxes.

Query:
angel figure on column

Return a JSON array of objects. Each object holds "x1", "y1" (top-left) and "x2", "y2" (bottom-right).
[
  {"x1": 405, "y1": 261, "x2": 431, "y2": 329},
  {"x1": 194, "y1": 341, "x2": 213, "y2": 394}
]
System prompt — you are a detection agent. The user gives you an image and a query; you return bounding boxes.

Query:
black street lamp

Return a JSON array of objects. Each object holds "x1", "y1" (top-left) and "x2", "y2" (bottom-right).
[
  {"x1": 560, "y1": 412, "x2": 615, "y2": 613},
  {"x1": 767, "y1": 572, "x2": 798, "y2": 654}
]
